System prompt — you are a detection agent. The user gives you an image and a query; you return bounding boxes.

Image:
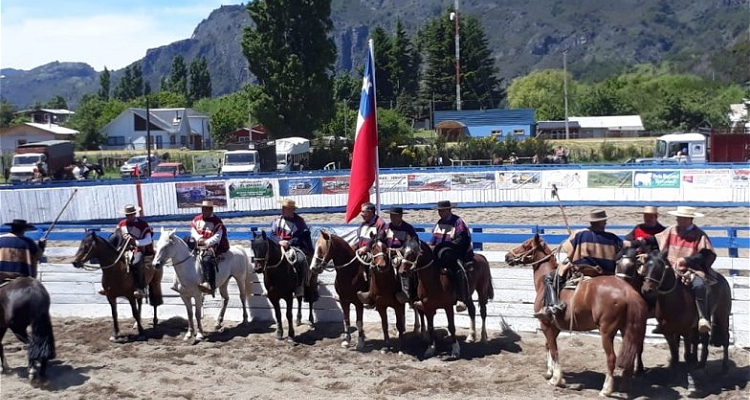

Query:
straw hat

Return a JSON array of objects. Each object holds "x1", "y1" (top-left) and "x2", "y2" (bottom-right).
[
  {"x1": 642, "y1": 206, "x2": 659, "y2": 215},
  {"x1": 200, "y1": 200, "x2": 215, "y2": 208},
  {"x1": 279, "y1": 199, "x2": 298, "y2": 209},
  {"x1": 667, "y1": 206, "x2": 704, "y2": 218},
  {"x1": 435, "y1": 200, "x2": 455, "y2": 210},
  {"x1": 121, "y1": 204, "x2": 141, "y2": 215},
  {"x1": 583, "y1": 209, "x2": 610, "y2": 222},
  {"x1": 3, "y1": 219, "x2": 37, "y2": 231},
  {"x1": 383, "y1": 206, "x2": 407, "y2": 215}
]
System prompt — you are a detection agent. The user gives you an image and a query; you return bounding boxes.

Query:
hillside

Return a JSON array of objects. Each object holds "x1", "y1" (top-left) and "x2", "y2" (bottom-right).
[{"x1": 1, "y1": 0, "x2": 747, "y2": 108}]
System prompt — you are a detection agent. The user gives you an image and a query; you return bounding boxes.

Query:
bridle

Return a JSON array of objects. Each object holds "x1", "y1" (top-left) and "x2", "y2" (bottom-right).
[
  {"x1": 74, "y1": 232, "x2": 130, "y2": 270},
  {"x1": 399, "y1": 241, "x2": 434, "y2": 273},
  {"x1": 312, "y1": 235, "x2": 363, "y2": 271},
  {"x1": 252, "y1": 237, "x2": 285, "y2": 272},
  {"x1": 642, "y1": 257, "x2": 679, "y2": 295},
  {"x1": 506, "y1": 239, "x2": 558, "y2": 267}
]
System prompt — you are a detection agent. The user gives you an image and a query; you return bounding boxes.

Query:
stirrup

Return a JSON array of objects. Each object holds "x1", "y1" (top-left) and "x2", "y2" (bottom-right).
[
  {"x1": 198, "y1": 283, "x2": 212, "y2": 294},
  {"x1": 698, "y1": 318, "x2": 711, "y2": 334},
  {"x1": 133, "y1": 289, "x2": 145, "y2": 299},
  {"x1": 413, "y1": 300, "x2": 425, "y2": 311},
  {"x1": 98, "y1": 288, "x2": 107, "y2": 296},
  {"x1": 455, "y1": 301, "x2": 467, "y2": 313}
]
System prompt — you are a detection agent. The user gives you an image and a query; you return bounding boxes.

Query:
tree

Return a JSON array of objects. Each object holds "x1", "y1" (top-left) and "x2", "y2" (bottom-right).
[
  {"x1": 507, "y1": 69, "x2": 573, "y2": 121},
  {"x1": 44, "y1": 95, "x2": 68, "y2": 110},
  {"x1": 169, "y1": 55, "x2": 189, "y2": 98},
  {"x1": 389, "y1": 20, "x2": 422, "y2": 116},
  {"x1": 189, "y1": 57, "x2": 212, "y2": 103},
  {"x1": 371, "y1": 27, "x2": 396, "y2": 107},
  {"x1": 113, "y1": 65, "x2": 135, "y2": 102},
  {"x1": 419, "y1": 8, "x2": 504, "y2": 111},
  {"x1": 98, "y1": 67, "x2": 111, "y2": 101},
  {"x1": 0, "y1": 99, "x2": 17, "y2": 129},
  {"x1": 242, "y1": 0, "x2": 336, "y2": 139},
  {"x1": 131, "y1": 63, "x2": 144, "y2": 98}
]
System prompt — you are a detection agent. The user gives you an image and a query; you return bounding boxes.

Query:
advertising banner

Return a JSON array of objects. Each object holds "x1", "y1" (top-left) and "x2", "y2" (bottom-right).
[
  {"x1": 322, "y1": 176, "x2": 351, "y2": 194},
  {"x1": 407, "y1": 173, "x2": 452, "y2": 191},
  {"x1": 731, "y1": 169, "x2": 750, "y2": 188},
  {"x1": 227, "y1": 179, "x2": 274, "y2": 199},
  {"x1": 279, "y1": 178, "x2": 322, "y2": 196},
  {"x1": 451, "y1": 172, "x2": 496, "y2": 190},
  {"x1": 378, "y1": 175, "x2": 408, "y2": 192},
  {"x1": 632, "y1": 170, "x2": 680, "y2": 188},
  {"x1": 191, "y1": 154, "x2": 221, "y2": 175},
  {"x1": 680, "y1": 169, "x2": 731, "y2": 188},
  {"x1": 588, "y1": 171, "x2": 634, "y2": 188},
  {"x1": 496, "y1": 171, "x2": 542, "y2": 189},
  {"x1": 541, "y1": 170, "x2": 586, "y2": 189},
  {"x1": 175, "y1": 181, "x2": 227, "y2": 208}
]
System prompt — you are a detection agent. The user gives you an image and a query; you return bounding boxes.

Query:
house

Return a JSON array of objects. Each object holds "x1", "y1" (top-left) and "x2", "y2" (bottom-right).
[
  {"x1": 567, "y1": 115, "x2": 645, "y2": 138},
  {"x1": 536, "y1": 121, "x2": 582, "y2": 139},
  {"x1": 15, "y1": 108, "x2": 75, "y2": 125},
  {"x1": 433, "y1": 109, "x2": 536, "y2": 140},
  {"x1": 101, "y1": 107, "x2": 211, "y2": 150},
  {"x1": 227, "y1": 125, "x2": 268, "y2": 143},
  {"x1": 0, "y1": 123, "x2": 78, "y2": 154}
]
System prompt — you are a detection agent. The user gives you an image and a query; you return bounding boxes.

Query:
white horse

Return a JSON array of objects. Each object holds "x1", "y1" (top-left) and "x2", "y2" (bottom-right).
[{"x1": 151, "y1": 228, "x2": 252, "y2": 341}]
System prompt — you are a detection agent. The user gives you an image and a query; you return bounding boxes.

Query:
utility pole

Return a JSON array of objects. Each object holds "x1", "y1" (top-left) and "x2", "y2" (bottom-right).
[
  {"x1": 563, "y1": 51, "x2": 570, "y2": 140},
  {"x1": 451, "y1": 0, "x2": 461, "y2": 110}
]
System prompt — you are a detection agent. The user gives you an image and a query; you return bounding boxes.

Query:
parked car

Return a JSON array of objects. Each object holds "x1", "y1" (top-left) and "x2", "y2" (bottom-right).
[
  {"x1": 150, "y1": 162, "x2": 189, "y2": 179},
  {"x1": 120, "y1": 155, "x2": 160, "y2": 177},
  {"x1": 623, "y1": 157, "x2": 679, "y2": 165}
]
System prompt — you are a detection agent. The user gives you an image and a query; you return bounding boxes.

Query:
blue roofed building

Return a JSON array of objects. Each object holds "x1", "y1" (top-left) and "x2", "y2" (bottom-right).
[{"x1": 433, "y1": 109, "x2": 536, "y2": 140}]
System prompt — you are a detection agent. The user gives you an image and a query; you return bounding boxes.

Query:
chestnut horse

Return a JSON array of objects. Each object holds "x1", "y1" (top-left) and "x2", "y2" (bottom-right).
[
  {"x1": 506, "y1": 233, "x2": 647, "y2": 397},
  {"x1": 399, "y1": 236, "x2": 461, "y2": 359},
  {"x1": 368, "y1": 236, "x2": 406, "y2": 353},
  {"x1": 640, "y1": 251, "x2": 732, "y2": 372},
  {"x1": 0, "y1": 273, "x2": 56, "y2": 382},
  {"x1": 72, "y1": 230, "x2": 163, "y2": 342},
  {"x1": 309, "y1": 230, "x2": 368, "y2": 350}
]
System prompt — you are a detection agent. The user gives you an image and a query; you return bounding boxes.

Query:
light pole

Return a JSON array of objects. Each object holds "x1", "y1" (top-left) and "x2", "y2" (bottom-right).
[
  {"x1": 450, "y1": 0, "x2": 461, "y2": 111},
  {"x1": 563, "y1": 51, "x2": 570, "y2": 140}
]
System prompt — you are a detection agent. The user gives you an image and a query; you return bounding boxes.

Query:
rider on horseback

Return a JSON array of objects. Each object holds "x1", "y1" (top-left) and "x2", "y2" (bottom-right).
[
  {"x1": 624, "y1": 206, "x2": 665, "y2": 250},
  {"x1": 106, "y1": 205, "x2": 153, "y2": 299},
  {"x1": 626, "y1": 206, "x2": 716, "y2": 334},
  {"x1": 186, "y1": 200, "x2": 229, "y2": 296},
  {"x1": 421, "y1": 200, "x2": 472, "y2": 313},
  {"x1": 271, "y1": 199, "x2": 314, "y2": 298},
  {"x1": 0, "y1": 219, "x2": 46, "y2": 278},
  {"x1": 353, "y1": 202, "x2": 387, "y2": 309},
  {"x1": 535, "y1": 209, "x2": 623, "y2": 321}
]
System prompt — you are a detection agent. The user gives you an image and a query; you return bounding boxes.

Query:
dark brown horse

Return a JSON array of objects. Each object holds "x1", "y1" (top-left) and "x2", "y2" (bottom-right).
[
  {"x1": 72, "y1": 230, "x2": 163, "y2": 342},
  {"x1": 0, "y1": 273, "x2": 56, "y2": 382},
  {"x1": 505, "y1": 233, "x2": 647, "y2": 397},
  {"x1": 464, "y1": 250, "x2": 494, "y2": 343},
  {"x1": 369, "y1": 236, "x2": 406, "y2": 353},
  {"x1": 399, "y1": 236, "x2": 461, "y2": 359},
  {"x1": 640, "y1": 250, "x2": 732, "y2": 372},
  {"x1": 309, "y1": 230, "x2": 368, "y2": 350}
]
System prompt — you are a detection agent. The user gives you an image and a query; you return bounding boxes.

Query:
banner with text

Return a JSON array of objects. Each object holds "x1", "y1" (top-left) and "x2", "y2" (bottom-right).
[
  {"x1": 451, "y1": 172, "x2": 496, "y2": 190},
  {"x1": 588, "y1": 171, "x2": 634, "y2": 188},
  {"x1": 732, "y1": 169, "x2": 750, "y2": 188},
  {"x1": 407, "y1": 173, "x2": 452, "y2": 191},
  {"x1": 228, "y1": 179, "x2": 274, "y2": 199},
  {"x1": 632, "y1": 170, "x2": 680, "y2": 188},
  {"x1": 680, "y1": 169, "x2": 731, "y2": 188},
  {"x1": 175, "y1": 181, "x2": 228, "y2": 208},
  {"x1": 496, "y1": 171, "x2": 542, "y2": 189},
  {"x1": 279, "y1": 178, "x2": 323, "y2": 196}
]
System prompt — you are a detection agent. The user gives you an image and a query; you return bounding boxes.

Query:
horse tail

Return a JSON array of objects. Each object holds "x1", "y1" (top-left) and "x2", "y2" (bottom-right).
[
  {"x1": 616, "y1": 293, "x2": 647, "y2": 371},
  {"x1": 29, "y1": 311, "x2": 56, "y2": 362}
]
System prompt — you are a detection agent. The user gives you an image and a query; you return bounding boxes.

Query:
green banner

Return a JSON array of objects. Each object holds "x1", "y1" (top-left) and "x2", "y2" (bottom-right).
[{"x1": 228, "y1": 179, "x2": 274, "y2": 198}]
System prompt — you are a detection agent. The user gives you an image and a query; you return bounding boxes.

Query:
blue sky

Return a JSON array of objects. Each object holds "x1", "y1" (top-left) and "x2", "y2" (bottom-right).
[{"x1": 1, "y1": 0, "x2": 229, "y2": 71}]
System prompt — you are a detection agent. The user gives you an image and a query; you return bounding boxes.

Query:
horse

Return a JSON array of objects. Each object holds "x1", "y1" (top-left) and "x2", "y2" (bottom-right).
[
  {"x1": 0, "y1": 273, "x2": 56, "y2": 382},
  {"x1": 150, "y1": 228, "x2": 252, "y2": 341},
  {"x1": 250, "y1": 231, "x2": 316, "y2": 342},
  {"x1": 399, "y1": 236, "x2": 461, "y2": 359},
  {"x1": 368, "y1": 236, "x2": 406, "y2": 353},
  {"x1": 309, "y1": 230, "x2": 368, "y2": 350},
  {"x1": 505, "y1": 233, "x2": 647, "y2": 397},
  {"x1": 84, "y1": 162, "x2": 105, "y2": 179},
  {"x1": 72, "y1": 230, "x2": 163, "y2": 342},
  {"x1": 464, "y1": 249, "x2": 494, "y2": 343},
  {"x1": 640, "y1": 250, "x2": 732, "y2": 372}
]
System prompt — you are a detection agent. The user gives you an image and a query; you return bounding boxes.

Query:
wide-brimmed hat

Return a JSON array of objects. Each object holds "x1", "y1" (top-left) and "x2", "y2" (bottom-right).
[
  {"x1": 642, "y1": 206, "x2": 659, "y2": 215},
  {"x1": 121, "y1": 204, "x2": 141, "y2": 215},
  {"x1": 384, "y1": 206, "x2": 407, "y2": 215},
  {"x1": 667, "y1": 206, "x2": 704, "y2": 218},
  {"x1": 3, "y1": 219, "x2": 37, "y2": 231},
  {"x1": 583, "y1": 209, "x2": 610, "y2": 222},
  {"x1": 435, "y1": 200, "x2": 455, "y2": 210},
  {"x1": 200, "y1": 200, "x2": 215, "y2": 208},
  {"x1": 279, "y1": 198, "x2": 298, "y2": 209}
]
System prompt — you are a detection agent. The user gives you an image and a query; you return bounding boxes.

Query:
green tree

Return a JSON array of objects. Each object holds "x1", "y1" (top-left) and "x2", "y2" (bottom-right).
[
  {"x1": 131, "y1": 62, "x2": 144, "y2": 98},
  {"x1": 113, "y1": 65, "x2": 135, "y2": 102},
  {"x1": 242, "y1": 0, "x2": 336, "y2": 139},
  {"x1": 189, "y1": 56, "x2": 212, "y2": 103},
  {"x1": 66, "y1": 95, "x2": 106, "y2": 150},
  {"x1": 390, "y1": 19, "x2": 421, "y2": 116},
  {"x1": 169, "y1": 55, "x2": 189, "y2": 98},
  {"x1": 44, "y1": 95, "x2": 68, "y2": 110},
  {"x1": 507, "y1": 69, "x2": 573, "y2": 120},
  {"x1": 332, "y1": 73, "x2": 360, "y2": 105},
  {"x1": 98, "y1": 67, "x2": 111, "y2": 101},
  {"x1": 371, "y1": 27, "x2": 396, "y2": 107},
  {"x1": 0, "y1": 99, "x2": 17, "y2": 129}
]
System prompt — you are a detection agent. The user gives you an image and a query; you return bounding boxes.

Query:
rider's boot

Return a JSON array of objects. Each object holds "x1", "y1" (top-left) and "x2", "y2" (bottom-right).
[
  {"x1": 199, "y1": 260, "x2": 213, "y2": 295},
  {"x1": 694, "y1": 283, "x2": 711, "y2": 334},
  {"x1": 452, "y1": 266, "x2": 468, "y2": 313},
  {"x1": 294, "y1": 263, "x2": 305, "y2": 297},
  {"x1": 533, "y1": 271, "x2": 566, "y2": 321},
  {"x1": 132, "y1": 262, "x2": 146, "y2": 299}
]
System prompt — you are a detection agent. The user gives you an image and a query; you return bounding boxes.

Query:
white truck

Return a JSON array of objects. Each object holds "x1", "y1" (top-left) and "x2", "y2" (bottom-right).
[
  {"x1": 275, "y1": 137, "x2": 310, "y2": 172},
  {"x1": 220, "y1": 150, "x2": 261, "y2": 175}
]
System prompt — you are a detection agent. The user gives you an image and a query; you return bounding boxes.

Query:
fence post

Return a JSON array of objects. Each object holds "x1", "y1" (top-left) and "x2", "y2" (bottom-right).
[
  {"x1": 728, "y1": 228, "x2": 738, "y2": 276},
  {"x1": 533, "y1": 225, "x2": 545, "y2": 235},
  {"x1": 473, "y1": 227, "x2": 483, "y2": 251}
]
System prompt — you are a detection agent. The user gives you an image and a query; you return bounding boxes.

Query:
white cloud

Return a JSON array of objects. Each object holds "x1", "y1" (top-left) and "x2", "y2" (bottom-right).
[{"x1": 0, "y1": 1, "x2": 227, "y2": 71}]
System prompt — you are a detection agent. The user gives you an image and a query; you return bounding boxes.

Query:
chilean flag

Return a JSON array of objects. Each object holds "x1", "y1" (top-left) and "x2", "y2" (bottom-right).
[{"x1": 345, "y1": 41, "x2": 379, "y2": 223}]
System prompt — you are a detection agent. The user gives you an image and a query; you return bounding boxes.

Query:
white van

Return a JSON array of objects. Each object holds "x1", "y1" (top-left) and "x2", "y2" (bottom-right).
[{"x1": 220, "y1": 150, "x2": 260, "y2": 175}]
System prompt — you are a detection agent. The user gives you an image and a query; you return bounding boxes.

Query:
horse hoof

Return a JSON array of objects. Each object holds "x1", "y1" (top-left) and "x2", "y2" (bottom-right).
[
  {"x1": 465, "y1": 335, "x2": 476, "y2": 344},
  {"x1": 341, "y1": 340, "x2": 349, "y2": 348},
  {"x1": 287, "y1": 337, "x2": 296, "y2": 345},
  {"x1": 543, "y1": 372, "x2": 552, "y2": 380},
  {"x1": 109, "y1": 336, "x2": 118, "y2": 343},
  {"x1": 380, "y1": 347, "x2": 388, "y2": 354},
  {"x1": 356, "y1": 338, "x2": 365, "y2": 351}
]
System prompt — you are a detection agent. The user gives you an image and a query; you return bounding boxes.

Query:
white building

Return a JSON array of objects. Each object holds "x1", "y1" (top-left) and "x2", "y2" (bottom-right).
[
  {"x1": 0, "y1": 123, "x2": 78, "y2": 154},
  {"x1": 568, "y1": 115, "x2": 645, "y2": 138},
  {"x1": 101, "y1": 108, "x2": 211, "y2": 150}
]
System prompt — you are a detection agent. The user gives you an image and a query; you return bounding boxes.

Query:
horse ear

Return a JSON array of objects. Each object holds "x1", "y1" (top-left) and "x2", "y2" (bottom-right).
[{"x1": 261, "y1": 230, "x2": 267, "y2": 239}]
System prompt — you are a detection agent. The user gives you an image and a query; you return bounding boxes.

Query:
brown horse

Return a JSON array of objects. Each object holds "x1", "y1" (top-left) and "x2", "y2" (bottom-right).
[
  {"x1": 71, "y1": 230, "x2": 163, "y2": 342},
  {"x1": 640, "y1": 250, "x2": 732, "y2": 372},
  {"x1": 368, "y1": 236, "x2": 406, "y2": 353},
  {"x1": 505, "y1": 233, "x2": 647, "y2": 397},
  {"x1": 309, "y1": 230, "x2": 368, "y2": 350},
  {"x1": 464, "y1": 251, "x2": 494, "y2": 343},
  {"x1": 399, "y1": 236, "x2": 461, "y2": 359}
]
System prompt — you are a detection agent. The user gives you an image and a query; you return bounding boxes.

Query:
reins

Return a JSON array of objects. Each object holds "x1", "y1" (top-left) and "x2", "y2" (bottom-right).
[
  {"x1": 313, "y1": 236, "x2": 362, "y2": 271},
  {"x1": 78, "y1": 235, "x2": 131, "y2": 270}
]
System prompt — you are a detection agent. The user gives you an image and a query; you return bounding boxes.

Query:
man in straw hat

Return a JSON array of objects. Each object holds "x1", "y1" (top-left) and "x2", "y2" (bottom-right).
[
  {"x1": 185, "y1": 200, "x2": 229, "y2": 295},
  {"x1": 421, "y1": 200, "x2": 472, "y2": 313},
  {"x1": 625, "y1": 206, "x2": 666, "y2": 248},
  {"x1": 626, "y1": 206, "x2": 716, "y2": 334},
  {"x1": 271, "y1": 199, "x2": 314, "y2": 298},
  {"x1": 357, "y1": 206, "x2": 418, "y2": 307},
  {"x1": 535, "y1": 209, "x2": 623, "y2": 322},
  {"x1": 0, "y1": 219, "x2": 45, "y2": 278},
  {"x1": 100, "y1": 204, "x2": 153, "y2": 298}
]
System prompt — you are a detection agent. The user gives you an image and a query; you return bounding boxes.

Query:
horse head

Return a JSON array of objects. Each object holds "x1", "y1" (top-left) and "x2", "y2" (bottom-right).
[
  {"x1": 152, "y1": 227, "x2": 178, "y2": 269},
  {"x1": 616, "y1": 246, "x2": 643, "y2": 282},
  {"x1": 369, "y1": 233, "x2": 390, "y2": 273},
  {"x1": 250, "y1": 230, "x2": 276, "y2": 273},
  {"x1": 640, "y1": 250, "x2": 669, "y2": 300},
  {"x1": 72, "y1": 230, "x2": 102, "y2": 268},
  {"x1": 310, "y1": 230, "x2": 354, "y2": 273},
  {"x1": 506, "y1": 233, "x2": 549, "y2": 267},
  {"x1": 399, "y1": 236, "x2": 430, "y2": 277}
]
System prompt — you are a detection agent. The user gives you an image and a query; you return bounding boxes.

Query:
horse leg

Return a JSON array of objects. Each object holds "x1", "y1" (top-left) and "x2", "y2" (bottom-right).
[
  {"x1": 665, "y1": 333, "x2": 680, "y2": 367},
  {"x1": 272, "y1": 299, "x2": 284, "y2": 340},
  {"x1": 599, "y1": 330, "x2": 617, "y2": 397},
  {"x1": 340, "y1": 301, "x2": 352, "y2": 347},
  {"x1": 285, "y1": 296, "x2": 295, "y2": 343},
  {"x1": 378, "y1": 306, "x2": 390, "y2": 353},
  {"x1": 424, "y1": 312, "x2": 437, "y2": 359},
  {"x1": 479, "y1": 298, "x2": 488, "y2": 343},
  {"x1": 181, "y1": 294, "x2": 195, "y2": 341},
  {"x1": 307, "y1": 299, "x2": 315, "y2": 326},
  {"x1": 130, "y1": 298, "x2": 145, "y2": 340},
  {"x1": 0, "y1": 328, "x2": 8, "y2": 373},
  {"x1": 411, "y1": 307, "x2": 421, "y2": 333},
  {"x1": 295, "y1": 296, "x2": 303, "y2": 327},
  {"x1": 195, "y1": 294, "x2": 206, "y2": 341},
  {"x1": 395, "y1": 305, "x2": 406, "y2": 355},
  {"x1": 544, "y1": 326, "x2": 565, "y2": 387},
  {"x1": 465, "y1": 299, "x2": 477, "y2": 343},
  {"x1": 215, "y1": 284, "x2": 230, "y2": 331},
  {"x1": 446, "y1": 307, "x2": 460, "y2": 360},
  {"x1": 108, "y1": 297, "x2": 120, "y2": 342},
  {"x1": 698, "y1": 333, "x2": 709, "y2": 369},
  {"x1": 355, "y1": 304, "x2": 366, "y2": 351}
]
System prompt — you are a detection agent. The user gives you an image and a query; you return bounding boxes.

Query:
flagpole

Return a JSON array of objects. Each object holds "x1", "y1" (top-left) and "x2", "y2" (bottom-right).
[{"x1": 368, "y1": 39, "x2": 381, "y2": 214}]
